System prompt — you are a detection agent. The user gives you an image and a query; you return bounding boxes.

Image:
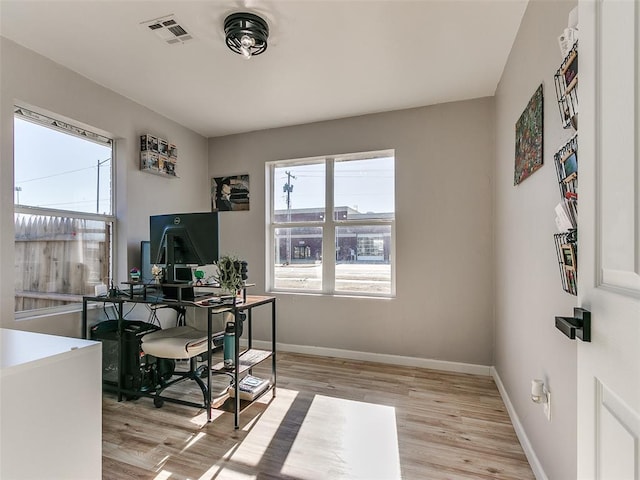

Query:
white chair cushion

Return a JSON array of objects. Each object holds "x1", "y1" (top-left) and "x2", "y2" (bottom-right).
[{"x1": 141, "y1": 326, "x2": 212, "y2": 359}]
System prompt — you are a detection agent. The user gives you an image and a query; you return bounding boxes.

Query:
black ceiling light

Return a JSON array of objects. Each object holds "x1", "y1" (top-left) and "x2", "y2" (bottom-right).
[{"x1": 224, "y1": 12, "x2": 269, "y2": 59}]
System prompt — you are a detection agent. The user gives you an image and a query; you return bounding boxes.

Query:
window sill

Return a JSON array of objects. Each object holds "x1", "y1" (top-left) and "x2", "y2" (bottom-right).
[
  {"x1": 267, "y1": 290, "x2": 395, "y2": 300},
  {"x1": 14, "y1": 303, "x2": 88, "y2": 322}
]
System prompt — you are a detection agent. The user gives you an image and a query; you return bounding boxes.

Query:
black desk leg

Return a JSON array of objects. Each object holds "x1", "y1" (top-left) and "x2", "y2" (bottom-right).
[
  {"x1": 272, "y1": 299, "x2": 277, "y2": 397},
  {"x1": 206, "y1": 307, "x2": 212, "y2": 422},
  {"x1": 82, "y1": 299, "x2": 88, "y2": 339},
  {"x1": 234, "y1": 306, "x2": 240, "y2": 429},
  {"x1": 117, "y1": 302, "x2": 124, "y2": 402},
  {"x1": 248, "y1": 309, "x2": 253, "y2": 350}
]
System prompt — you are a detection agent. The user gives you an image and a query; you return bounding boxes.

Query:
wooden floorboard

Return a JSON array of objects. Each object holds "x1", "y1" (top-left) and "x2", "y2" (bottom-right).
[{"x1": 102, "y1": 352, "x2": 534, "y2": 479}]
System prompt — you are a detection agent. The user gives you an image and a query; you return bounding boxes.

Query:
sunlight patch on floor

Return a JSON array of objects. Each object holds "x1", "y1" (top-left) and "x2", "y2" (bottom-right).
[
  {"x1": 241, "y1": 411, "x2": 262, "y2": 431},
  {"x1": 153, "y1": 469, "x2": 172, "y2": 480},
  {"x1": 197, "y1": 461, "x2": 255, "y2": 480},
  {"x1": 181, "y1": 431, "x2": 206, "y2": 453},
  {"x1": 191, "y1": 407, "x2": 225, "y2": 426},
  {"x1": 200, "y1": 388, "x2": 401, "y2": 479},
  {"x1": 197, "y1": 462, "x2": 224, "y2": 480},
  {"x1": 154, "y1": 455, "x2": 171, "y2": 471},
  {"x1": 282, "y1": 395, "x2": 401, "y2": 479},
  {"x1": 225, "y1": 389, "x2": 300, "y2": 467}
]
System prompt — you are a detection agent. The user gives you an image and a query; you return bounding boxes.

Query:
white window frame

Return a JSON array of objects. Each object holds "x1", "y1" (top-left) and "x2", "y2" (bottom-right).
[
  {"x1": 266, "y1": 149, "x2": 395, "y2": 297},
  {"x1": 13, "y1": 106, "x2": 116, "y2": 318}
]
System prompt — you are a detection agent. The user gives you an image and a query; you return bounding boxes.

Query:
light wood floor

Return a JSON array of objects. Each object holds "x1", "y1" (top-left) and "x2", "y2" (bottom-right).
[{"x1": 102, "y1": 352, "x2": 535, "y2": 480}]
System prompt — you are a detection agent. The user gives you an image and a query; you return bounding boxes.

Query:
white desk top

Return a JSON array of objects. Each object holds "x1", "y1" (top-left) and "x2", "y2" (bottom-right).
[{"x1": 0, "y1": 328, "x2": 99, "y2": 372}]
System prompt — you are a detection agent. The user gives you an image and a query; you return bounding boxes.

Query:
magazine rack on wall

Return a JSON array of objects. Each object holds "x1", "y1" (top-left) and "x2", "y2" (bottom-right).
[
  {"x1": 554, "y1": 133, "x2": 578, "y2": 222},
  {"x1": 552, "y1": 38, "x2": 579, "y2": 296},
  {"x1": 554, "y1": 229, "x2": 578, "y2": 295},
  {"x1": 554, "y1": 41, "x2": 579, "y2": 130},
  {"x1": 553, "y1": 134, "x2": 578, "y2": 296}
]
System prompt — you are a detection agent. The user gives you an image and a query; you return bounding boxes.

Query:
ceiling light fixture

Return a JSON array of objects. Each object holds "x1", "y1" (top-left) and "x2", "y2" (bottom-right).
[{"x1": 224, "y1": 12, "x2": 269, "y2": 59}]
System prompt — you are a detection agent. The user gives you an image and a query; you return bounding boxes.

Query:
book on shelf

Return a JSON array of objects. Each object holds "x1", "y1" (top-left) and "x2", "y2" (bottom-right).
[{"x1": 228, "y1": 375, "x2": 270, "y2": 400}]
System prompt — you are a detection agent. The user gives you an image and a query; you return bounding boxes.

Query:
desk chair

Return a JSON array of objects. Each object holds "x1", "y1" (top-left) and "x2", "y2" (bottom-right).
[{"x1": 141, "y1": 326, "x2": 221, "y2": 408}]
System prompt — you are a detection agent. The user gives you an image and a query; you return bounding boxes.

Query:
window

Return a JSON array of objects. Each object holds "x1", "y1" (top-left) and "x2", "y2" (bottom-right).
[
  {"x1": 268, "y1": 150, "x2": 395, "y2": 296},
  {"x1": 13, "y1": 106, "x2": 114, "y2": 314}
]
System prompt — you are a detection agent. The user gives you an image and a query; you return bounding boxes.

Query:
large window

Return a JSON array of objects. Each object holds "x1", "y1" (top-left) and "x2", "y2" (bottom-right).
[
  {"x1": 14, "y1": 106, "x2": 114, "y2": 314},
  {"x1": 268, "y1": 150, "x2": 395, "y2": 296}
]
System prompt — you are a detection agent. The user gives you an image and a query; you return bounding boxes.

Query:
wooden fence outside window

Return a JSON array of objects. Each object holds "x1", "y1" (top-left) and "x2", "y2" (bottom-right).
[{"x1": 14, "y1": 214, "x2": 110, "y2": 312}]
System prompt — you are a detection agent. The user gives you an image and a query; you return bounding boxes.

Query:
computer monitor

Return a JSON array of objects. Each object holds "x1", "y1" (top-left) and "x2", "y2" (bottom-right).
[{"x1": 150, "y1": 212, "x2": 219, "y2": 284}]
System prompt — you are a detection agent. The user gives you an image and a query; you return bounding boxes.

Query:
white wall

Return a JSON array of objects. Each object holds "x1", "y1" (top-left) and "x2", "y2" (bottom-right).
[
  {"x1": 0, "y1": 38, "x2": 209, "y2": 335},
  {"x1": 208, "y1": 99, "x2": 496, "y2": 366},
  {"x1": 494, "y1": 1, "x2": 578, "y2": 479}
]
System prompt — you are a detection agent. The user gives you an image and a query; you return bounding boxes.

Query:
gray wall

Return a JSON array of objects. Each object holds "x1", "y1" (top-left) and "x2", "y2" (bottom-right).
[
  {"x1": 209, "y1": 99, "x2": 496, "y2": 366},
  {"x1": 0, "y1": 38, "x2": 210, "y2": 334},
  {"x1": 494, "y1": 1, "x2": 578, "y2": 479}
]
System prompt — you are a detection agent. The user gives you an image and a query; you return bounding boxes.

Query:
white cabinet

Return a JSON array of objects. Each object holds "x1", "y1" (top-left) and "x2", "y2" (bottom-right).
[{"x1": 0, "y1": 329, "x2": 102, "y2": 480}]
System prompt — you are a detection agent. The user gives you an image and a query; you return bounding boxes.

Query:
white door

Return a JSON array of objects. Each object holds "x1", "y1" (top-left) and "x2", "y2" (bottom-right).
[{"x1": 578, "y1": 1, "x2": 640, "y2": 479}]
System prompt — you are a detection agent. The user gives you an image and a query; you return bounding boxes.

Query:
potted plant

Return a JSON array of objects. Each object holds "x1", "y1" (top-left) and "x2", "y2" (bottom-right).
[{"x1": 215, "y1": 255, "x2": 248, "y2": 299}]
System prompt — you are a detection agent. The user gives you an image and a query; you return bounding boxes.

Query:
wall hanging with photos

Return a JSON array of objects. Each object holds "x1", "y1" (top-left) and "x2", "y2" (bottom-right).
[{"x1": 140, "y1": 134, "x2": 178, "y2": 177}]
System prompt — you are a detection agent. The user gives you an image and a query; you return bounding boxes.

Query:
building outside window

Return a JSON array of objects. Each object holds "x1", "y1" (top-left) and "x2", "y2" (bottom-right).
[
  {"x1": 293, "y1": 245, "x2": 312, "y2": 260},
  {"x1": 13, "y1": 106, "x2": 114, "y2": 315},
  {"x1": 267, "y1": 150, "x2": 395, "y2": 296},
  {"x1": 357, "y1": 234, "x2": 385, "y2": 261}
]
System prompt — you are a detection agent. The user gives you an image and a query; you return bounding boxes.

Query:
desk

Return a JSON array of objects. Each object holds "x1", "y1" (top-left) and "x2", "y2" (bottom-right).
[{"x1": 82, "y1": 292, "x2": 276, "y2": 428}]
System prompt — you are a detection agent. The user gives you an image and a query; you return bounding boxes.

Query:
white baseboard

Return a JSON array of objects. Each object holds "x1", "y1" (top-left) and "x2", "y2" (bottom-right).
[
  {"x1": 248, "y1": 340, "x2": 492, "y2": 376},
  {"x1": 491, "y1": 367, "x2": 548, "y2": 480}
]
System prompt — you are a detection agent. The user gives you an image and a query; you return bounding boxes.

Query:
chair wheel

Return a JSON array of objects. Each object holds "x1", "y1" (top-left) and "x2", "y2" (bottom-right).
[{"x1": 153, "y1": 397, "x2": 164, "y2": 408}]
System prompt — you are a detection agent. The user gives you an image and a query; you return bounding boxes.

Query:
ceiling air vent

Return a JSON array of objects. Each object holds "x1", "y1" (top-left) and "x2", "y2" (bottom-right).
[{"x1": 141, "y1": 14, "x2": 193, "y2": 45}]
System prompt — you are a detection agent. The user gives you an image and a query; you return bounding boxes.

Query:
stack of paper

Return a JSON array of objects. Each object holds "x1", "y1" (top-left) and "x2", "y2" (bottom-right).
[{"x1": 228, "y1": 375, "x2": 270, "y2": 401}]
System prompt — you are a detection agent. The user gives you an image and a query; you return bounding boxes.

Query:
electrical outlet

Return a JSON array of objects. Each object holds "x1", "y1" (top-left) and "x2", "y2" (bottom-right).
[{"x1": 544, "y1": 390, "x2": 551, "y2": 421}]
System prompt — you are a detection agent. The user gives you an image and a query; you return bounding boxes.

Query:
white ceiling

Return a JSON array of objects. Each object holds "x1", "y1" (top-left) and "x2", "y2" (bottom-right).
[{"x1": 0, "y1": 0, "x2": 527, "y2": 138}]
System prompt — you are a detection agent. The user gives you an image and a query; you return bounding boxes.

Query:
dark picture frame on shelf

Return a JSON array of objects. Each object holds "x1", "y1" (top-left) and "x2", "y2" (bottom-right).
[{"x1": 514, "y1": 84, "x2": 544, "y2": 185}]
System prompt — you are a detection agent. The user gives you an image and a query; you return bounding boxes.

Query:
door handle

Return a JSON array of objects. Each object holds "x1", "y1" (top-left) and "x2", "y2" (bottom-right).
[{"x1": 555, "y1": 307, "x2": 591, "y2": 342}]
